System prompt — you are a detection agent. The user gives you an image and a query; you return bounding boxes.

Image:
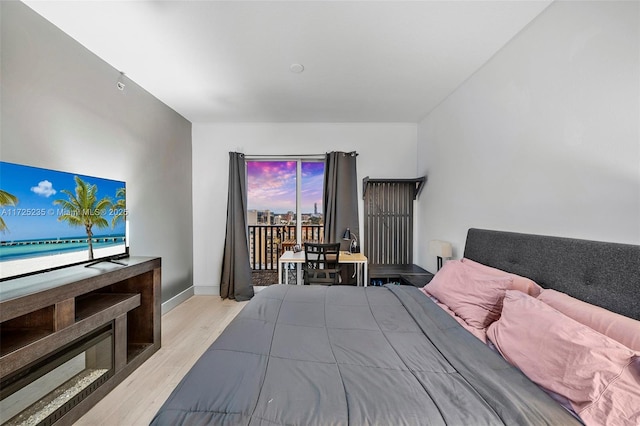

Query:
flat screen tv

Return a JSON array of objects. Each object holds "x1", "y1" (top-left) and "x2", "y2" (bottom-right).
[{"x1": 0, "y1": 161, "x2": 128, "y2": 281}]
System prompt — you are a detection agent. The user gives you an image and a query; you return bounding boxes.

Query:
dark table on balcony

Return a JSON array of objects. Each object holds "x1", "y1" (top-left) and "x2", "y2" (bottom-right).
[
  {"x1": 281, "y1": 239, "x2": 297, "y2": 252},
  {"x1": 280, "y1": 239, "x2": 321, "y2": 254}
]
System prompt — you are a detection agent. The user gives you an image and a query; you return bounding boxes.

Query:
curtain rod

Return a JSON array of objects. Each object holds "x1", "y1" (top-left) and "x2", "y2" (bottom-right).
[
  {"x1": 243, "y1": 151, "x2": 357, "y2": 160},
  {"x1": 244, "y1": 154, "x2": 325, "y2": 159}
]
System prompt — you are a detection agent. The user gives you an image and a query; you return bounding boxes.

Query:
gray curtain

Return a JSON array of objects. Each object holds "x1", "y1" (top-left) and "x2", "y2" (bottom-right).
[
  {"x1": 323, "y1": 151, "x2": 359, "y2": 251},
  {"x1": 220, "y1": 152, "x2": 254, "y2": 301}
]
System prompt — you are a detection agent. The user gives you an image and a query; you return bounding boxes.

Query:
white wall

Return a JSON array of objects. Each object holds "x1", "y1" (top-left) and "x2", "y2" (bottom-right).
[
  {"x1": 1, "y1": 2, "x2": 194, "y2": 304},
  {"x1": 416, "y1": 0, "x2": 640, "y2": 272},
  {"x1": 192, "y1": 123, "x2": 417, "y2": 294}
]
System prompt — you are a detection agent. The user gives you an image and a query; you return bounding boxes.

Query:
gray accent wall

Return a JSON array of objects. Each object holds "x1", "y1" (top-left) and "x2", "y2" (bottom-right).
[{"x1": 1, "y1": 2, "x2": 193, "y2": 303}]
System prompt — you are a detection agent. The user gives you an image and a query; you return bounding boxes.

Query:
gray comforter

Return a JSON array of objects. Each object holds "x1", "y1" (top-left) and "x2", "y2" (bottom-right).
[{"x1": 151, "y1": 284, "x2": 580, "y2": 425}]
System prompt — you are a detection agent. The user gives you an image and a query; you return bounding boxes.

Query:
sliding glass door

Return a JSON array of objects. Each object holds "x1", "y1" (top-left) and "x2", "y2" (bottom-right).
[{"x1": 246, "y1": 158, "x2": 324, "y2": 284}]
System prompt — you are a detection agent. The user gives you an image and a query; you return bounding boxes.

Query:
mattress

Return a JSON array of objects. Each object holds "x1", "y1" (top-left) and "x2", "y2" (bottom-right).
[{"x1": 151, "y1": 284, "x2": 579, "y2": 425}]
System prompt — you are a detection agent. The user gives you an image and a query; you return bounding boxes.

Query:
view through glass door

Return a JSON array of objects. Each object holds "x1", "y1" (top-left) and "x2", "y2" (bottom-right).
[{"x1": 246, "y1": 159, "x2": 324, "y2": 285}]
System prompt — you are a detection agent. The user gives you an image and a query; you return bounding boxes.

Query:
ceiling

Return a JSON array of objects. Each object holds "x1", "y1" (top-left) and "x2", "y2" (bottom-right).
[{"x1": 23, "y1": 1, "x2": 552, "y2": 123}]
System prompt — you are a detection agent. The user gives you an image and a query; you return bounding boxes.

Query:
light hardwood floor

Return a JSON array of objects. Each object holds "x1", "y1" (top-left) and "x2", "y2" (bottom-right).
[{"x1": 75, "y1": 295, "x2": 248, "y2": 425}]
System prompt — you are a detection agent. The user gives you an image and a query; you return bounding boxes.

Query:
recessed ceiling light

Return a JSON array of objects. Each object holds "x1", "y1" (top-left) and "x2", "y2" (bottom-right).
[{"x1": 289, "y1": 63, "x2": 304, "y2": 73}]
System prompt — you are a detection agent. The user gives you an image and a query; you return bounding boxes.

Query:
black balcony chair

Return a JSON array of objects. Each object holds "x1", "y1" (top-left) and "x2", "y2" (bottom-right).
[{"x1": 303, "y1": 243, "x2": 341, "y2": 285}]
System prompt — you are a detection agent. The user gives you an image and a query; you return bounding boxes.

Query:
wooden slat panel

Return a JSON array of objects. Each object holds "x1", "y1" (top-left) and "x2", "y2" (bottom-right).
[{"x1": 364, "y1": 180, "x2": 417, "y2": 266}]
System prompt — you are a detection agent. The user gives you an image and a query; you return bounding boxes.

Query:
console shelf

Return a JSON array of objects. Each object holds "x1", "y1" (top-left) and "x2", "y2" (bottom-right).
[
  {"x1": 75, "y1": 293, "x2": 140, "y2": 321},
  {"x1": 0, "y1": 256, "x2": 161, "y2": 425},
  {"x1": 0, "y1": 328, "x2": 52, "y2": 357}
]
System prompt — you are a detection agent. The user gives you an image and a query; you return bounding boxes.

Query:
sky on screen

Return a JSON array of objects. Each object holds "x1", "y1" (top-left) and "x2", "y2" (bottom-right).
[{"x1": 1, "y1": 162, "x2": 125, "y2": 241}]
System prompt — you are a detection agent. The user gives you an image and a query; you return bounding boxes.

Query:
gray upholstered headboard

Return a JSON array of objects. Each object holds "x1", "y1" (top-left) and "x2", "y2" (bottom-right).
[{"x1": 463, "y1": 228, "x2": 640, "y2": 321}]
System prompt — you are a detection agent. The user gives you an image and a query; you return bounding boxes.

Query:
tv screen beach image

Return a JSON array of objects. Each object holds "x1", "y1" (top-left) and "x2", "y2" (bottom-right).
[{"x1": 0, "y1": 162, "x2": 127, "y2": 280}]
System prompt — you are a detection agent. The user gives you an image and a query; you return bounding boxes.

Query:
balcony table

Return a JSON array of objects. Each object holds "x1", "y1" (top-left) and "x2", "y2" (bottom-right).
[
  {"x1": 280, "y1": 239, "x2": 321, "y2": 254},
  {"x1": 281, "y1": 239, "x2": 297, "y2": 253}
]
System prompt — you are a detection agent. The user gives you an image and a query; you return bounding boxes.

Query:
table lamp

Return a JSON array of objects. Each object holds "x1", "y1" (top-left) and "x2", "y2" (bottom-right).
[
  {"x1": 342, "y1": 228, "x2": 360, "y2": 253},
  {"x1": 429, "y1": 240, "x2": 452, "y2": 271}
]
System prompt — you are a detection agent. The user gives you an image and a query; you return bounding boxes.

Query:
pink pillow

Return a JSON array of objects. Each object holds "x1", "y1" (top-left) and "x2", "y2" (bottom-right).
[
  {"x1": 419, "y1": 291, "x2": 489, "y2": 343},
  {"x1": 538, "y1": 289, "x2": 640, "y2": 352},
  {"x1": 434, "y1": 301, "x2": 487, "y2": 343},
  {"x1": 487, "y1": 291, "x2": 640, "y2": 425},
  {"x1": 461, "y1": 258, "x2": 542, "y2": 297},
  {"x1": 423, "y1": 260, "x2": 512, "y2": 329}
]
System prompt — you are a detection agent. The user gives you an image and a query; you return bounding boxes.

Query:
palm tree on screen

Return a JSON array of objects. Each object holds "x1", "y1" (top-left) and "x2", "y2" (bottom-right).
[
  {"x1": 111, "y1": 187, "x2": 126, "y2": 228},
  {"x1": 0, "y1": 190, "x2": 18, "y2": 233},
  {"x1": 54, "y1": 176, "x2": 111, "y2": 260}
]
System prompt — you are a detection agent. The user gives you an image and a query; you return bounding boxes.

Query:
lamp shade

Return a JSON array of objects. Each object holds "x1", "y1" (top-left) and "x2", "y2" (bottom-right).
[
  {"x1": 343, "y1": 228, "x2": 351, "y2": 240},
  {"x1": 429, "y1": 240, "x2": 452, "y2": 258}
]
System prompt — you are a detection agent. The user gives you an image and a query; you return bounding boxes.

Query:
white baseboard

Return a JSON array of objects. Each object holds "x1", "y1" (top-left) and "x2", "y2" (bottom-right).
[
  {"x1": 161, "y1": 286, "x2": 195, "y2": 315},
  {"x1": 194, "y1": 285, "x2": 220, "y2": 296}
]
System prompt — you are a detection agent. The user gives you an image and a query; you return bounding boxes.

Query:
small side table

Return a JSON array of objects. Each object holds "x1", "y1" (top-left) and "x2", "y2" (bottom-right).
[{"x1": 400, "y1": 272, "x2": 434, "y2": 287}]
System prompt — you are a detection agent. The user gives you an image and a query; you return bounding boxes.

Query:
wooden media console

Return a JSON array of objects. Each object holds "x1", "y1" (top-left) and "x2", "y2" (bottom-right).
[{"x1": 0, "y1": 257, "x2": 161, "y2": 425}]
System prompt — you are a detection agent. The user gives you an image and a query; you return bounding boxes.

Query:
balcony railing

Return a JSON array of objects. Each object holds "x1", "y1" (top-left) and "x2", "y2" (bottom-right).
[{"x1": 248, "y1": 225, "x2": 324, "y2": 270}]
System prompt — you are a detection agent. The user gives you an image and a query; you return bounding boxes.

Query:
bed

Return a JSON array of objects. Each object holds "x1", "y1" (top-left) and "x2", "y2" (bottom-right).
[{"x1": 151, "y1": 228, "x2": 640, "y2": 425}]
